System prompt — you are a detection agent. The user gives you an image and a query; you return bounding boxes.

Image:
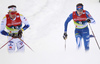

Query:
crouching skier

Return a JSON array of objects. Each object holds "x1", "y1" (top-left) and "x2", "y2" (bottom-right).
[{"x1": 0, "y1": 5, "x2": 30, "y2": 53}]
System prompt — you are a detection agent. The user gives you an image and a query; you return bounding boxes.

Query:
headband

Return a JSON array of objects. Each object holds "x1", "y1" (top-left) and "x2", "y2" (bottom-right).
[
  {"x1": 8, "y1": 7, "x2": 17, "y2": 12},
  {"x1": 76, "y1": 5, "x2": 83, "y2": 10}
]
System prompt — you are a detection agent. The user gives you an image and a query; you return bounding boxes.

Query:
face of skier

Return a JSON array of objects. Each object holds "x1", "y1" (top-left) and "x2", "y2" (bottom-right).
[
  {"x1": 8, "y1": 11, "x2": 17, "y2": 19},
  {"x1": 8, "y1": 7, "x2": 17, "y2": 19},
  {"x1": 77, "y1": 9, "x2": 83, "y2": 16},
  {"x1": 76, "y1": 5, "x2": 83, "y2": 16}
]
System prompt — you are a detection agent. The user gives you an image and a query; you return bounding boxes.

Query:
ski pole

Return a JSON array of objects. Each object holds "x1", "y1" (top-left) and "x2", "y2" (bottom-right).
[
  {"x1": 89, "y1": 24, "x2": 100, "y2": 50},
  {"x1": 19, "y1": 38, "x2": 34, "y2": 52},
  {"x1": 0, "y1": 38, "x2": 13, "y2": 49},
  {"x1": 65, "y1": 40, "x2": 66, "y2": 50}
]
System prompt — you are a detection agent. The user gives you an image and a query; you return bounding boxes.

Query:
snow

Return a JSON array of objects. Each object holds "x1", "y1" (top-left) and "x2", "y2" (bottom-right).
[{"x1": 0, "y1": 0, "x2": 100, "y2": 64}]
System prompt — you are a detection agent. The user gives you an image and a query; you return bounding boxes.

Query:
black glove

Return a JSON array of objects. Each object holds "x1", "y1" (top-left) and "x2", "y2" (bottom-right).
[
  {"x1": 18, "y1": 30, "x2": 23, "y2": 38},
  {"x1": 8, "y1": 30, "x2": 22, "y2": 38},
  {"x1": 63, "y1": 33, "x2": 68, "y2": 40},
  {"x1": 87, "y1": 19, "x2": 91, "y2": 23},
  {"x1": 8, "y1": 33, "x2": 19, "y2": 38}
]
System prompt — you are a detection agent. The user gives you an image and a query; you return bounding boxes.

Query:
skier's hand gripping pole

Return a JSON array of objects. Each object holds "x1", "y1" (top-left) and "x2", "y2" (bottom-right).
[
  {"x1": 63, "y1": 33, "x2": 68, "y2": 50},
  {"x1": 63, "y1": 33, "x2": 68, "y2": 40},
  {"x1": 8, "y1": 30, "x2": 22, "y2": 38}
]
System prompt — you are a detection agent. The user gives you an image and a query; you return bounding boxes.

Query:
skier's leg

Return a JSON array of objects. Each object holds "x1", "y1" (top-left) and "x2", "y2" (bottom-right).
[
  {"x1": 75, "y1": 35, "x2": 82, "y2": 48},
  {"x1": 16, "y1": 37, "x2": 25, "y2": 52},
  {"x1": 8, "y1": 37, "x2": 15, "y2": 53},
  {"x1": 82, "y1": 27, "x2": 90, "y2": 51},
  {"x1": 75, "y1": 29, "x2": 82, "y2": 48}
]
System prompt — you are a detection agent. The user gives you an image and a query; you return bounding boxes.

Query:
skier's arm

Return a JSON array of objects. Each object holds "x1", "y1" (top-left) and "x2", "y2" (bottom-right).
[
  {"x1": 86, "y1": 11, "x2": 95, "y2": 23},
  {"x1": 0, "y1": 17, "x2": 9, "y2": 36},
  {"x1": 20, "y1": 14, "x2": 30, "y2": 31},
  {"x1": 64, "y1": 13, "x2": 73, "y2": 32}
]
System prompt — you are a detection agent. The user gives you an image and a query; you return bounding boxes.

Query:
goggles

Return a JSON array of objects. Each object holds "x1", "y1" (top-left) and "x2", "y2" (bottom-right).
[{"x1": 76, "y1": 5, "x2": 83, "y2": 10}]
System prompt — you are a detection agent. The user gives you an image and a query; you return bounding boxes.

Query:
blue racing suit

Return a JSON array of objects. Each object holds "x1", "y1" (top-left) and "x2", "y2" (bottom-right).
[{"x1": 64, "y1": 10, "x2": 95, "y2": 50}]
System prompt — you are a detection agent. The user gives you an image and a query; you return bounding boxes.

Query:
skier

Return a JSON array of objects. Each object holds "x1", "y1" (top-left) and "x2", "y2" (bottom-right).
[
  {"x1": 0, "y1": 5, "x2": 30, "y2": 53},
  {"x1": 63, "y1": 3, "x2": 95, "y2": 51}
]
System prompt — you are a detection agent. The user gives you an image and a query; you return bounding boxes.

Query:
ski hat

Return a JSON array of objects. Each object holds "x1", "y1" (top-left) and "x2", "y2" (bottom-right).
[
  {"x1": 76, "y1": 5, "x2": 83, "y2": 10},
  {"x1": 8, "y1": 7, "x2": 17, "y2": 12}
]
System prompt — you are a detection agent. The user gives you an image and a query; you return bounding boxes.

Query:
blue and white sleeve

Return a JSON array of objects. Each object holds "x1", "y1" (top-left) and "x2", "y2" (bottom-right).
[
  {"x1": 86, "y1": 11, "x2": 95, "y2": 23},
  {"x1": 20, "y1": 15, "x2": 30, "y2": 31},
  {"x1": 64, "y1": 13, "x2": 73, "y2": 32},
  {"x1": 0, "y1": 17, "x2": 9, "y2": 36}
]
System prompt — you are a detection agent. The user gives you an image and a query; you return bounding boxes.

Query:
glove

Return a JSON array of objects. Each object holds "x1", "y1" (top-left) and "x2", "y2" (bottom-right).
[
  {"x1": 8, "y1": 33, "x2": 19, "y2": 38},
  {"x1": 63, "y1": 33, "x2": 68, "y2": 40},
  {"x1": 18, "y1": 30, "x2": 23, "y2": 38},
  {"x1": 8, "y1": 30, "x2": 23, "y2": 38},
  {"x1": 87, "y1": 19, "x2": 91, "y2": 23}
]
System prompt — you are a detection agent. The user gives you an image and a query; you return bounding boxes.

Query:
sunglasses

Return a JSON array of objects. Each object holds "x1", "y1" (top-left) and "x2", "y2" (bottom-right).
[{"x1": 10, "y1": 12, "x2": 17, "y2": 15}]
